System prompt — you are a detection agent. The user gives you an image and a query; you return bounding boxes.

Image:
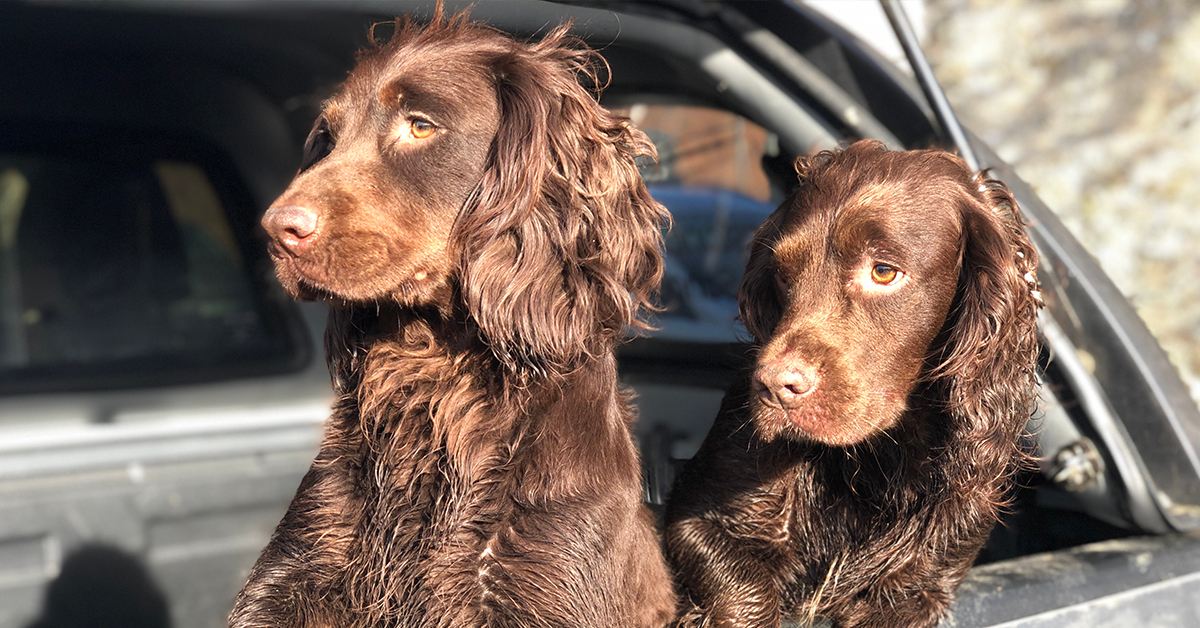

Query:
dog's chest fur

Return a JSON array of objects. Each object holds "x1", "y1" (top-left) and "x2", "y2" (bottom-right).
[{"x1": 322, "y1": 318, "x2": 634, "y2": 627}]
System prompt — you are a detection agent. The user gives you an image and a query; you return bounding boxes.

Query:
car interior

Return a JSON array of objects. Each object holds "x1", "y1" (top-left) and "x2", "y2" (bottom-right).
[{"x1": 2, "y1": 1, "x2": 1199, "y2": 627}]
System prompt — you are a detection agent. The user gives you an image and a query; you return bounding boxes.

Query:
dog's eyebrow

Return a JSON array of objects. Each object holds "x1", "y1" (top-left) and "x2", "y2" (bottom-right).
[
  {"x1": 322, "y1": 102, "x2": 344, "y2": 126},
  {"x1": 831, "y1": 192, "x2": 899, "y2": 249},
  {"x1": 838, "y1": 217, "x2": 890, "y2": 245},
  {"x1": 379, "y1": 79, "x2": 456, "y2": 118},
  {"x1": 830, "y1": 218, "x2": 905, "y2": 265},
  {"x1": 378, "y1": 79, "x2": 410, "y2": 108},
  {"x1": 844, "y1": 185, "x2": 898, "y2": 212}
]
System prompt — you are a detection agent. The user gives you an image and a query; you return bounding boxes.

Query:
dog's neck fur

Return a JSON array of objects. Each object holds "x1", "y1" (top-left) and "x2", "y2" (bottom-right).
[
  {"x1": 716, "y1": 378, "x2": 998, "y2": 621},
  {"x1": 327, "y1": 301, "x2": 628, "y2": 477},
  {"x1": 316, "y1": 303, "x2": 640, "y2": 624}
]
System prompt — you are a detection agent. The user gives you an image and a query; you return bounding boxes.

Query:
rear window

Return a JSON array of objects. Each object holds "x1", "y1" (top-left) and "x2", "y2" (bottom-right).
[
  {"x1": 615, "y1": 103, "x2": 784, "y2": 343},
  {"x1": 0, "y1": 129, "x2": 305, "y2": 392}
]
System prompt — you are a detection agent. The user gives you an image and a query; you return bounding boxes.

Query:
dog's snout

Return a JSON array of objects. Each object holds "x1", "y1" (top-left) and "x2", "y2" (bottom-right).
[
  {"x1": 754, "y1": 363, "x2": 819, "y2": 409},
  {"x1": 263, "y1": 205, "x2": 320, "y2": 256}
]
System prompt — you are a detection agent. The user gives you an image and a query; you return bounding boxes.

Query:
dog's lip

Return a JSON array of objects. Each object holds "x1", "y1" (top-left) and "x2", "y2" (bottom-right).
[
  {"x1": 753, "y1": 390, "x2": 841, "y2": 440},
  {"x1": 266, "y1": 246, "x2": 319, "y2": 297},
  {"x1": 271, "y1": 258, "x2": 334, "y2": 302},
  {"x1": 266, "y1": 239, "x2": 291, "y2": 260},
  {"x1": 785, "y1": 407, "x2": 833, "y2": 433},
  {"x1": 293, "y1": 280, "x2": 327, "y2": 301},
  {"x1": 268, "y1": 239, "x2": 447, "y2": 304},
  {"x1": 286, "y1": 267, "x2": 436, "y2": 305},
  {"x1": 752, "y1": 379, "x2": 783, "y2": 409}
]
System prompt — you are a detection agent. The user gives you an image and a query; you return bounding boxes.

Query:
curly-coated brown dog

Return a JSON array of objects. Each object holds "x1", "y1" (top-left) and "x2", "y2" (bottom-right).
[
  {"x1": 664, "y1": 140, "x2": 1041, "y2": 628},
  {"x1": 230, "y1": 8, "x2": 675, "y2": 628}
]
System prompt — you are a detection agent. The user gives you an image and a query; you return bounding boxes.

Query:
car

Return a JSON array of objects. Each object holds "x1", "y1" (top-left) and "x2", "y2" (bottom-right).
[{"x1": 1, "y1": 1, "x2": 1198, "y2": 627}]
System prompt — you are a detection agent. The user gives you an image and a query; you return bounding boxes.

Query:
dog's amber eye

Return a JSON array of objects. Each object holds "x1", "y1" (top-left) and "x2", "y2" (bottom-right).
[
  {"x1": 410, "y1": 119, "x2": 435, "y2": 139},
  {"x1": 870, "y1": 264, "x2": 900, "y2": 285}
]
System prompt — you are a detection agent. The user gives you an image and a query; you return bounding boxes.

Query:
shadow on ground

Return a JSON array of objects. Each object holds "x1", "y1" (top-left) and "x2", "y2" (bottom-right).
[{"x1": 25, "y1": 544, "x2": 171, "y2": 628}]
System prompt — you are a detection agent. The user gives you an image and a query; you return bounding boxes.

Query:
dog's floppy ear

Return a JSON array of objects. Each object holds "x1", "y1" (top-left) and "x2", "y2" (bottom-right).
[
  {"x1": 934, "y1": 175, "x2": 1041, "y2": 457},
  {"x1": 737, "y1": 210, "x2": 786, "y2": 344},
  {"x1": 455, "y1": 25, "x2": 668, "y2": 374},
  {"x1": 737, "y1": 150, "x2": 838, "y2": 344}
]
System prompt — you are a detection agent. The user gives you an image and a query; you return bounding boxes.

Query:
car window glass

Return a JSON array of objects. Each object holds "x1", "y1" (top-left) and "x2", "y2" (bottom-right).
[
  {"x1": 0, "y1": 151, "x2": 295, "y2": 390},
  {"x1": 615, "y1": 104, "x2": 783, "y2": 343}
]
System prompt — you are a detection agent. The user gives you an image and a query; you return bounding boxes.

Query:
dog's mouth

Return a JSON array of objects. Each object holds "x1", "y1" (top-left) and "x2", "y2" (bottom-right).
[
  {"x1": 292, "y1": 279, "x2": 333, "y2": 302},
  {"x1": 753, "y1": 393, "x2": 836, "y2": 441},
  {"x1": 265, "y1": 251, "x2": 337, "y2": 302},
  {"x1": 264, "y1": 248, "x2": 317, "y2": 301},
  {"x1": 750, "y1": 369, "x2": 837, "y2": 442},
  {"x1": 752, "y1": 389, "x2": 901, "y2": 447},
  {"x1": 269, "y1": 247, "x2": 451, "y2": 307},
  {"x1": 783, "y1": 405, "x2": 834, "y2": 435}
]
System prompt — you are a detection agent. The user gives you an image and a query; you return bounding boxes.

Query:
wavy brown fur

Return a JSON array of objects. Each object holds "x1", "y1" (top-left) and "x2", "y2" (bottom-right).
[
  {"x1": 231, "y1": 7, "x2": 674, "y2": 628},
  {"x1": 664, "y1": 140, "x2": 1041, "y2": 628}
]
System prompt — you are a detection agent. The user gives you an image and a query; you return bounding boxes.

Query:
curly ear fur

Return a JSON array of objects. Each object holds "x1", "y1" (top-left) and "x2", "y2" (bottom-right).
[
  {"x1": 455, "y1": 25, "x2": 669, "y2": 374},
  {"x1": 737, "y1": 210, "x2": 784, "y2": 344},
  {"x1": 934, "y1": 171, "x2": 1042, "y2": 488},
  {"x1": 737, "y1": 151, "x2": 838, "y2": 343}
]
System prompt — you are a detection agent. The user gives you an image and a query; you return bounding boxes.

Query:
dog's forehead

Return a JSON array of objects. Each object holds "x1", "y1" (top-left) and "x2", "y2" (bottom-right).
[
  {"x1": 840, "y1": 183, "x2": 939, "y2": 231},
  {"x1": 840, "y1": 184, "x2": 963, "y2": 256},
  {"x1": 328, "y1": 39, "x2": 500, "y2": 122},
  {"x1": 774, "y1": 175, "x2": 963, "y2": 270}
]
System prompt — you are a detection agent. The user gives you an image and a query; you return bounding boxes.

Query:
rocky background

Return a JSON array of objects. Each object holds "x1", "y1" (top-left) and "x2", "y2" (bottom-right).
[{"x1": 921, "y1": 0, "x2": 1200, "y2": 408}]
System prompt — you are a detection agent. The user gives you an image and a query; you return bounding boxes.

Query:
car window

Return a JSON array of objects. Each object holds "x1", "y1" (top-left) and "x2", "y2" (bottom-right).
[
  {"x1": 0, "y1": 144, "x2": 301, "y2": 392},
  {"x1": 616, "y1": 104, "x2": 783, "y2": 343}
]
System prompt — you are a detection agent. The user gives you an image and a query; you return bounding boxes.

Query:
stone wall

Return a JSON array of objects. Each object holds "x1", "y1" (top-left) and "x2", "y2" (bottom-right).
[{"x1": 923, "y1": 0, "x2": 1200, "y2": 407}]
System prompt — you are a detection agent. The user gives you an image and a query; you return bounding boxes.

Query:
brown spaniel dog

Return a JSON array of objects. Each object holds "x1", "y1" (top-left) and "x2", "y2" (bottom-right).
[
  {"x1": 664, "y1": 140, "x2": 1041, "y2": 628},
  {"x1": 230, "y1": 8, "x2": 674, "y2": 628}
]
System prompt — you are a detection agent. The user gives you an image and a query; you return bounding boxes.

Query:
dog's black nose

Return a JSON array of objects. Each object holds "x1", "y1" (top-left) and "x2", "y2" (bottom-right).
[
  {"x1": 754, "y1": 363, "x2": 819, "y2": 409},
  {"x1": 262, "y1": 205, "x2": 320, "y2": 257}
]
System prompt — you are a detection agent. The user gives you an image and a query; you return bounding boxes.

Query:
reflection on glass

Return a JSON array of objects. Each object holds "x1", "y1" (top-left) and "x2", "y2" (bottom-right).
[{"x1": 617, "y1": 104, "x2": 782, "y2": 343}]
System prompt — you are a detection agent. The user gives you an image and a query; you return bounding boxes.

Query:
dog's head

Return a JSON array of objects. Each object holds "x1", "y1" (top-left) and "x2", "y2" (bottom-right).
[
  {"x1": 262, "y1": 8, "x2": 667, "y2": 374},
  {"x1": 739, "y1": 140, "x2": 1039, "y2": 446}
]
